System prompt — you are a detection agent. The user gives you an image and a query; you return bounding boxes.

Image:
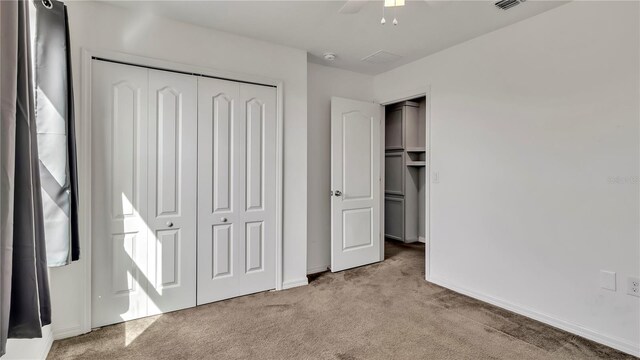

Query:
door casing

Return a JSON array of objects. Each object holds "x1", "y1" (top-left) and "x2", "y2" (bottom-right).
[{"x1": 79, "y1": 48, "x2": 285, "y2": 335}]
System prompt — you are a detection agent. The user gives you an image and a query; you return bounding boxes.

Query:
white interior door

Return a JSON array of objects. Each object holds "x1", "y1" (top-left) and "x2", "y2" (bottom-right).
[
  {"x1": 331, "y1": 97, "x2": 382, "y2": 272},
  {"x1": 197, "y1": 77, "x2": 277, "y2": 304},
  {"x1": 92, "y1": 61, "x2": 150, "y2": 326},
  {"x1": 92, "y1": 61, "x2": 198, "y2": 327},
  {"x1": 146, "y1": 69, "x2": 197, "y2": 316}
]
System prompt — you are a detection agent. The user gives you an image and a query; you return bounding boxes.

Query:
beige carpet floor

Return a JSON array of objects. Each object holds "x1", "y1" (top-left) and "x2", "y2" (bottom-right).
[{"x1": 48, "y1": 241, "x2": 634, "y2": 359}]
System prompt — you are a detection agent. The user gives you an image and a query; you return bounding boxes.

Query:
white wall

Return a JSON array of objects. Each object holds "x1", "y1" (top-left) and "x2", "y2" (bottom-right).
[
  {"x1": 307, "y1": 63, "x2": 374, "y2": 273},
  {"x1": 43, "y1": 0, "x2": 308, "y2": 344},
  {"x1": 374, "y1": 1, "x2": 639, "y2": 355}
]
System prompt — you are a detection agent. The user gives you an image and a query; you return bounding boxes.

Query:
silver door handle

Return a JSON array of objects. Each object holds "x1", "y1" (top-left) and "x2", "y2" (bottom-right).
[
  {"x1": 166, "y1": 221, "x2": 174, "y2": 228},
  {"x1": 334, "y1": 190, "x2": 342, "y2": 196},
  {"x1": 221, "y1": 217, "x2": 228, "y2": 223}
]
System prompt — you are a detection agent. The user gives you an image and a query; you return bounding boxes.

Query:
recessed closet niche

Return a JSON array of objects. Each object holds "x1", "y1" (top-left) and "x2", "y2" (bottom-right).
[{"x1": 384, "y1": 98, "x2": 426, "y2": 243}]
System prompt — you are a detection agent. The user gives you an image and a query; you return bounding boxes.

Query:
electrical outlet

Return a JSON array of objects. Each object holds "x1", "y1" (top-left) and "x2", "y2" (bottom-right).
[{"x1": 628, "y1": 277, "x2": 640, "y2": 297}]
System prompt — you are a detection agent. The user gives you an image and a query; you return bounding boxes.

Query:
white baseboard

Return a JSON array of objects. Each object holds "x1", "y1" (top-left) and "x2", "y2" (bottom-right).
[
  {"x1": 282, "y1": 277, "x2": 309, "y2": 290},
  {"x1": 41, "y1": 329, "x2": 54, "y2": 360},
  {"x1": 429, "y1": 276, "x2": 640, "y2": 357},
  {"x1": 307, "y1": 264, "x2": 329, "y2": 274},
  {"x1": 418, "y1": 236, "x2": 426, "y2": 243},
  {"x1": 4, "y1": 325, "x2": 53, "y2": 360},
  {"x1": 53, "y1": 325, "x2": 85, "y2": 340}
]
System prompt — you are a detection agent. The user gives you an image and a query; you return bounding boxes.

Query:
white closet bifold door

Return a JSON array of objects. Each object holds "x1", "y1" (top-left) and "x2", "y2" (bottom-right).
[
  {"x1": 146, "y1": 69, "x2": 198, "y2": 316},
  {"x1": 92, "y1": 60, "x2": 278, "y2": 325},
  {"x1": 92, "y1": 61, "x2": 150, "y2": 327},
  {"x1": 197, "y1": 78, "x2": 277, "y2": 305},
  {"x1": 91, "y1": 62, "x2": 198, "y2": 327}
]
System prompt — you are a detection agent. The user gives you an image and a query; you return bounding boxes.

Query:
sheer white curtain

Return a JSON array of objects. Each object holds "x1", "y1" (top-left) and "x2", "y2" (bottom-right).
[{"x1": 34, "y1": 0, "x2": 80, "y2": 267}]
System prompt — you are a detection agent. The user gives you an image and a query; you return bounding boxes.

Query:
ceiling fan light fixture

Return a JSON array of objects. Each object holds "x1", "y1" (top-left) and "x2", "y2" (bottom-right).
[
  {"x1": 384, "y1": 0, "x2": 405, "y2": 7},
  {"x1": 381, "y1": 0, "x2": 402, "y2": 26}
]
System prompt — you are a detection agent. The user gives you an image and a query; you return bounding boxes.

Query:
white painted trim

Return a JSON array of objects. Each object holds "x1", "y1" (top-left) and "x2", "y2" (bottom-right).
[
  {"x1": 42, "y1": 331, "x2": 54, "y2": 360},
  {"x1": 40, "y1": 327, "x2": 54, "y2": 360},
  {"x1": 39, "y1": 327, "x2": 54, "y2": 360},
  {"x1": 79, "y1": 48, "x2": 93, "y2": 336},
  {"x1": 430, "y1": 276, "x2": 640, "y2": 357},
  {"x1": 418, "y1": 236, "x2": 425, "y2": 244},
  {"x1": 379, "y1": 106, "x2": 385, "y2": 263},
  {"x1": 53, "y1": 325, "x2": 82, "y2": 340},
  {"x1": 282, "y1": 278, "x2": 309, "y2": 290},
  {"x1": 378, "y1": 87, "x2": 429, "y2": 106},
  {"x1": 423, "y1": 91, "x2": 432, "y2": 281},
  {"x1": 5, "y1": 326, "x2": 54, "y2": 359},
  {"x1": 275, "y1": 83, "x2": 284, "y2": 291},
  {"x1": 78, "y1": 47, "x2": 285, "y2": 334},
  {"x1": 307, "y1": 265, "x2": 329, "y2": 275}
]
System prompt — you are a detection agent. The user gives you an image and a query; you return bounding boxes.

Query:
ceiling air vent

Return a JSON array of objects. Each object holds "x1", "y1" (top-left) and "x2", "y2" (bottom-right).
[
  {"x1": 361, "y1": 50, "x2": 402, "y2": 64},
  {"x1": 495, "y1": 0, "x2": 526, "y2": 10}
]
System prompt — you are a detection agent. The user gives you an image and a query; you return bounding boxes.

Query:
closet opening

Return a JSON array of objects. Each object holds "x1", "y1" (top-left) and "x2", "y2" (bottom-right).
[
  {"x1": 383, "y1": 96, "x2": 428, "y2": 266},
  {"x1": 86, "y1": 54, "x2": 284, "y2": 329}
]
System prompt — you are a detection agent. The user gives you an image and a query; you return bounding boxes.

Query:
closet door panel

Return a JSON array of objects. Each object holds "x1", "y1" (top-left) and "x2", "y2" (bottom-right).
[
  {"x1": 147, "y1": 69, "x2": 198, "y2": 315},
  {"x1": 245, "y1": 99, "x2": 265, "y2": 211},
  {"x1": 245, "y1": 221, "x2": 264, "y2": 273},
  {"x1": 212, "y1": 94, "x2": 234, "y2": 213},
  {"x1": 197, "y1": 77, "x2": 243, "y2": 304},
  {"x1": 238, "y1": 84, "x2": 276, "y2": 289},
  {"x1": 212, "y1": 224, "x2": 233, "y2": 278},
  {"x1": 155, "y1": 87, "x2": 179, "y2": 216},
  {"x1": 197, "y1": 78, "x2": 277, "y2": 305},
  {"x1": 92, "y1": 61, "x2": 149, "y2": 327}
]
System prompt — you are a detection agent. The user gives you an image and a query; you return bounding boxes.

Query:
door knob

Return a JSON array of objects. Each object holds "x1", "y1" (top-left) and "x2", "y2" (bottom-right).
[
  {"x1": 166, "y1": 221, "x2": 174, "y2": 228},
  {"x1": 221, "y1": 217, "x2": 228, "y2": 223},
  {"x1": 334, "y1": 190, "x2": 342, "y2": 196}
]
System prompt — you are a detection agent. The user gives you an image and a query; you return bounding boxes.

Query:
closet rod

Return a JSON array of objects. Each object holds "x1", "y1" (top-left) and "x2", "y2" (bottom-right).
[{"x1": 92, "y1": 57, "x2": 277, "y2": 88}]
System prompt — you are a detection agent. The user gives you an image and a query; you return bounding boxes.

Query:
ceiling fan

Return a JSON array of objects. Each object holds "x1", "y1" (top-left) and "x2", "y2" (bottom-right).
[{"x1": 338, "y1": 0, "x2": 446, "y2": 15}]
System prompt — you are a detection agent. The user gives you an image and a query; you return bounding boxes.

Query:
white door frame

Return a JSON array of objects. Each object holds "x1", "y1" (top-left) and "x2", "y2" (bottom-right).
[
  {"x1": 78, "y1": 48, "x2": 285, "y2": 334},
  {"x1": 378, "y1": 86, "x2": 432, "y2": 282}
]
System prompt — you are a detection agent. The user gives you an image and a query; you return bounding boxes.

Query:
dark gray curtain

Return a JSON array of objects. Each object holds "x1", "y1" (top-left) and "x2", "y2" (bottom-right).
[
  {"x1": 0, "y1": 2, "x2": 20, "y2": 355},
  {"x1": 34, "y1": 0, "x2": 80, "y2": 267},
  {"x1": 0, "y1": 0, "x2": 51, "y2": 356}
]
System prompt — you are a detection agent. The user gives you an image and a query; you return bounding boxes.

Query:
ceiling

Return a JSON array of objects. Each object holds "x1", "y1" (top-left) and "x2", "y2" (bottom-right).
[{"x1": 108, "y1": 0, "x2": 568, "y2": 75}]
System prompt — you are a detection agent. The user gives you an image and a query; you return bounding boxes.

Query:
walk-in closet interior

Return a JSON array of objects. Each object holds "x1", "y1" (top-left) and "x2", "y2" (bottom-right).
[{"x1": 384, "y1": 98, "x2": 427, "y2": 245}]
